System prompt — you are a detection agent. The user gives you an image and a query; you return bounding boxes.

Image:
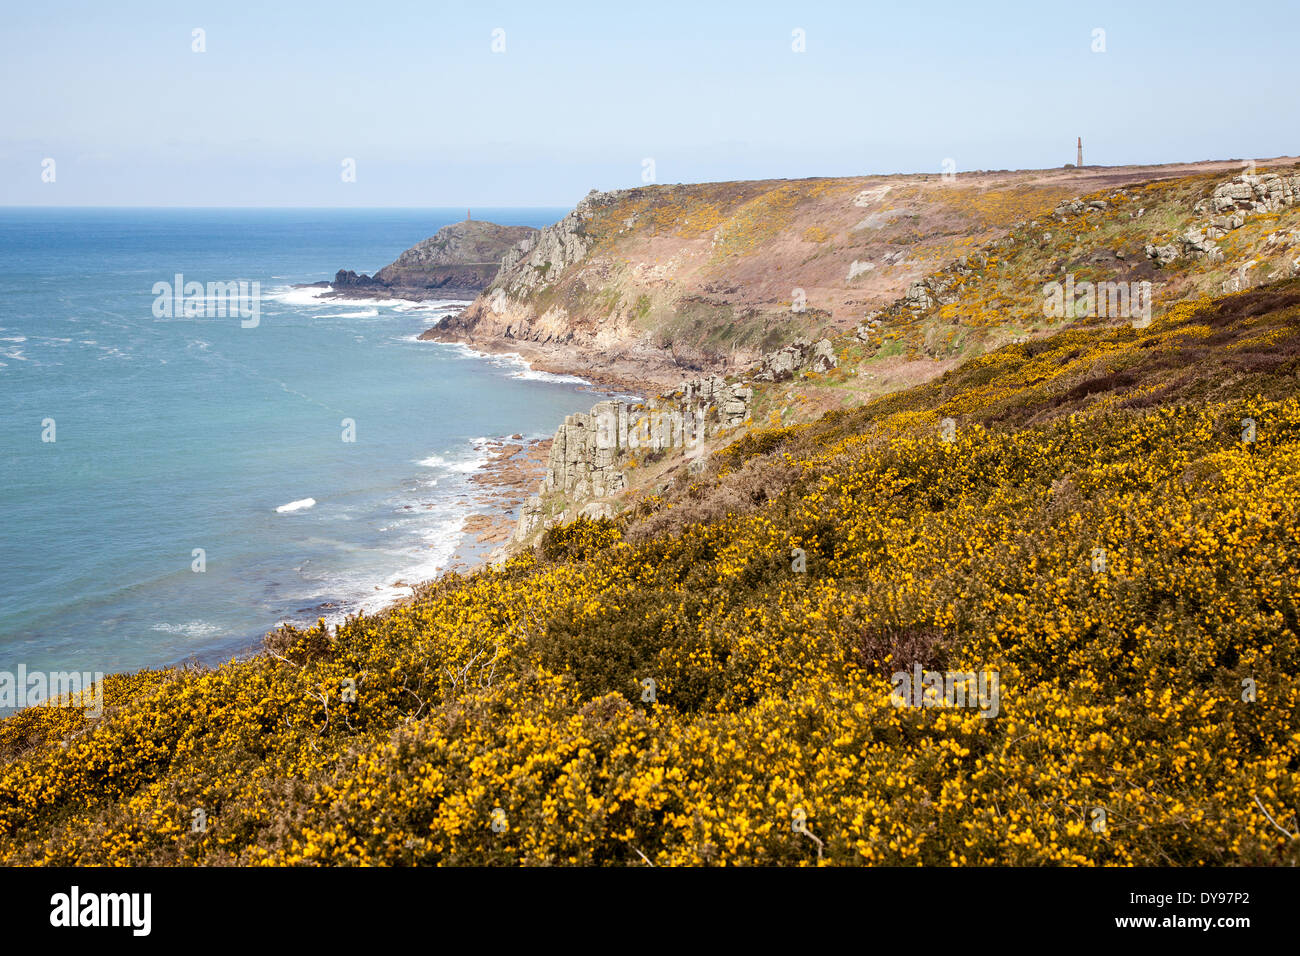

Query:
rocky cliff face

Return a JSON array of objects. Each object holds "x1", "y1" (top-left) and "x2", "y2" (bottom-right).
[
  {"x1": 331, "y1": 219, "x2": 538, "y2": 299},
  {"x1": 421, "y1": 189, "x2": 663, "y2": 386},
  {"x1": 514, "y1": 374, "x2": 753, "y2": 541},
  {"x1": 495, "y1": 190, "x2": 629, "y2": 295},
  {"x1": 511, "y1": 333, "x2": 834, "y2": 543}
]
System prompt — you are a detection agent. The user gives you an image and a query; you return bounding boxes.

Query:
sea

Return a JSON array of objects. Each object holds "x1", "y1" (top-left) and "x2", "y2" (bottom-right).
[{"x1": 0, "y1": 207, "x2": 608, "y2": 679}]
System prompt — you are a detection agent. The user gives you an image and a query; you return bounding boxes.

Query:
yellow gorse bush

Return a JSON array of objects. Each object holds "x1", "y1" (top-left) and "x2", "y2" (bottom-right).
[{"x1": 1, "y1": 280, "x2": 1298, "y2": 867}]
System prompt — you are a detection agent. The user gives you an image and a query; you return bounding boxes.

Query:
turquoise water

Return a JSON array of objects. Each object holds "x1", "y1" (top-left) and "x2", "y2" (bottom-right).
[{"x1": 0, "y1": 208, "x2": 604, "y2": 676}]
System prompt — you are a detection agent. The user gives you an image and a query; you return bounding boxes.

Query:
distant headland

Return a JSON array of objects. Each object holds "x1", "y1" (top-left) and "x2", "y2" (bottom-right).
[{"x1": 304, "y1": 216, "x2": 538, "y2": 301}]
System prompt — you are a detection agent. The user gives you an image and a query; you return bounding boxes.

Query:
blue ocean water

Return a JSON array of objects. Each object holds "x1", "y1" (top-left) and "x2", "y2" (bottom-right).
[{"x1": 0, "y1": 207, "x2": 603, "y2": 677}]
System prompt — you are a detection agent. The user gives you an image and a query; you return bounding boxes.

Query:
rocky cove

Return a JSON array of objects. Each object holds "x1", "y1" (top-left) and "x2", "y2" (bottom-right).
[
  {"x1": 294, "y1": 202, "x2": 848, "y2": 570},
  {"x1": 444, "y1": 332, "x2": 840, "y2": 562}
]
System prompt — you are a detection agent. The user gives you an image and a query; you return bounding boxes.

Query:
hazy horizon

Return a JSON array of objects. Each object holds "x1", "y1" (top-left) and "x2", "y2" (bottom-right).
[
  {"x1": 4, "y1": 0, "x2": 1297, "y2": 208},
  {"x1": 3, "y1": 151, "x2": 1296, "y2": 210}
]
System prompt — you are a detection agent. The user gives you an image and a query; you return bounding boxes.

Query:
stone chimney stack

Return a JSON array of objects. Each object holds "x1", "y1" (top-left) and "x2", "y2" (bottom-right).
[{"x1": 1077, "y1": 137, "x2": 1083, "y2": 167}]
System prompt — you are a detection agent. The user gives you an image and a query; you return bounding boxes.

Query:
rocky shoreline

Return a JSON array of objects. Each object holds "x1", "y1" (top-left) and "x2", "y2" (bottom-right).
[
  {"x1": 451, "y1": 435, "x2": 554, "y2": 568},
  {"x1": 293, "y1": 278, "x2": 486, "y2": 303},
  {"x1": 417, "y1": 328, "x2": 676, "y2": 396}
]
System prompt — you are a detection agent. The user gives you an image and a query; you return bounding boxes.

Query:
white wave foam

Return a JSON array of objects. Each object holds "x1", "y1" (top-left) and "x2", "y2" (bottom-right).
[
  {"x1": 416, "y1": 445, "x2": 490, "y2": 475},
  {"x1": 393, "y1": 299, "x2": 472, "y2": 313},
  {"x1": 446, "y1": 457, "x2": 489, "y2": 474},
  {"x1": 352, "y1": 515, "x2": 469, "y2": 617},
  {"x1": 301, "y1": 510, "x2": 471, "y2": 626},
  {"x1": 276, "y1": 497, "x2": 317, "y2": 513},
  {"x1": 151, "y1": 621, "x2": 222, "y2": 638},
  {"x1": 512, "y1": 367, "x2": 589, "y2": 384},
  {"x1": 267, "y1": 285, "x2": 335, "y2": 306},
  {"x1": 436, "y1": 342, "x2": 593, "y2": 386},
  {"x1": 308, "y1": 440, "x2": 501, "y2": 621},
  {"x1": 440, "y1": 342, "x2": 488, "y2": 360},
  {"x1": 449, "y1": 438, "x2": 494, "y2": 474},
  {"x1": 293, "y1": 290, "x2": 409, "y2": 309},
  {"x1": 314, "y1": 309, "x2": 379, "y2": 319}
]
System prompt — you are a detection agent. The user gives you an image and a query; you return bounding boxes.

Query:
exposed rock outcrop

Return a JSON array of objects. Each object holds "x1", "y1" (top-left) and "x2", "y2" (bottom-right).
[
  {"x1": 513, "y1": 375, "x2": 753, "y2": 542},
  {"x1": 1144, "y1": 242, "x2": 1182, "y2": 267},
  {"x1": 1144, "y1": 227, "x2": 1224, "y2": 266},
  {"x1": 1195, "y1": 172, "x2": 1300, "y2": 218},
  {"x1": 1053, "y1": 197, "x2": 1109, "y2": 218},
  {"x1": 902, "y1": 270, "x2": 967, "y2": 311},
  {"x1": 855, "y1": 313, "x2": 883, "y2": 341},
  {"x1": 1146, "y1": 173, "x2": 1300, "y2": 268},
  {"x1": 496, "y1": 189, "x2": 632, "y2": 297},
  {"x1": 514, "y1": 332, "x2": 840, "y2": 543},
  {"x1": 752, "y1": 337, "x2": 838, "y2": 382}
]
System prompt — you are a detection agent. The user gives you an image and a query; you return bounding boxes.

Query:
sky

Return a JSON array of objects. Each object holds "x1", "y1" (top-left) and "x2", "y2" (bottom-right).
[{"x1": 1, "y1": 0, "x2": 1296, "y2": 207}]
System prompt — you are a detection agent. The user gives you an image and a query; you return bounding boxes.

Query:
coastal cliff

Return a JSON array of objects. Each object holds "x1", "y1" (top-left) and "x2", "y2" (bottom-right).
[
  {"x1": 330, "y1": 218, "x2": 538, "y2": 299},
  {"x1": 9, "y1": 158, "x2": 1300, "y2": 867},
  {"x1": 513, "y1": 373, "x2": 756, "y2": 542},
  {"x1": 417, "y1": 158, "x2": 1295, "y2": 391},
  {"x1": 501, "y1": 160, "x2": 1300, "y2": 550}
]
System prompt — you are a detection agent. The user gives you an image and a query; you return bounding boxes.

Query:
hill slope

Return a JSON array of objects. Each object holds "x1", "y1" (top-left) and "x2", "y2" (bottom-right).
[
  {"x1": 2, "y1": 273, "x2": 1298, "y2": 865},
  {"x1": 421, "y1": 157, "x2": 1299, "y2": 391}
]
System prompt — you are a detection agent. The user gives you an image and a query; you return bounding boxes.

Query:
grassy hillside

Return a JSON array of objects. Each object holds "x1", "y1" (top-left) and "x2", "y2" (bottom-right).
[
  {"x1": 3, "y1": 276, "x2": 1298, "y2": 865},
  {"x1": 426, "y1": 158, "x2": 1299, "y2": 390},
  {"x1": 755, "y1": 164, "x2": 1300, "y2": 427}
]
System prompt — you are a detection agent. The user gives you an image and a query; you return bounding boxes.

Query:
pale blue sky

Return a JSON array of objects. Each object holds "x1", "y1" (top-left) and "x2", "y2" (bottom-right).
[{"x1": 2, "y1": 0, "x2": 1295, "y2": 206}]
